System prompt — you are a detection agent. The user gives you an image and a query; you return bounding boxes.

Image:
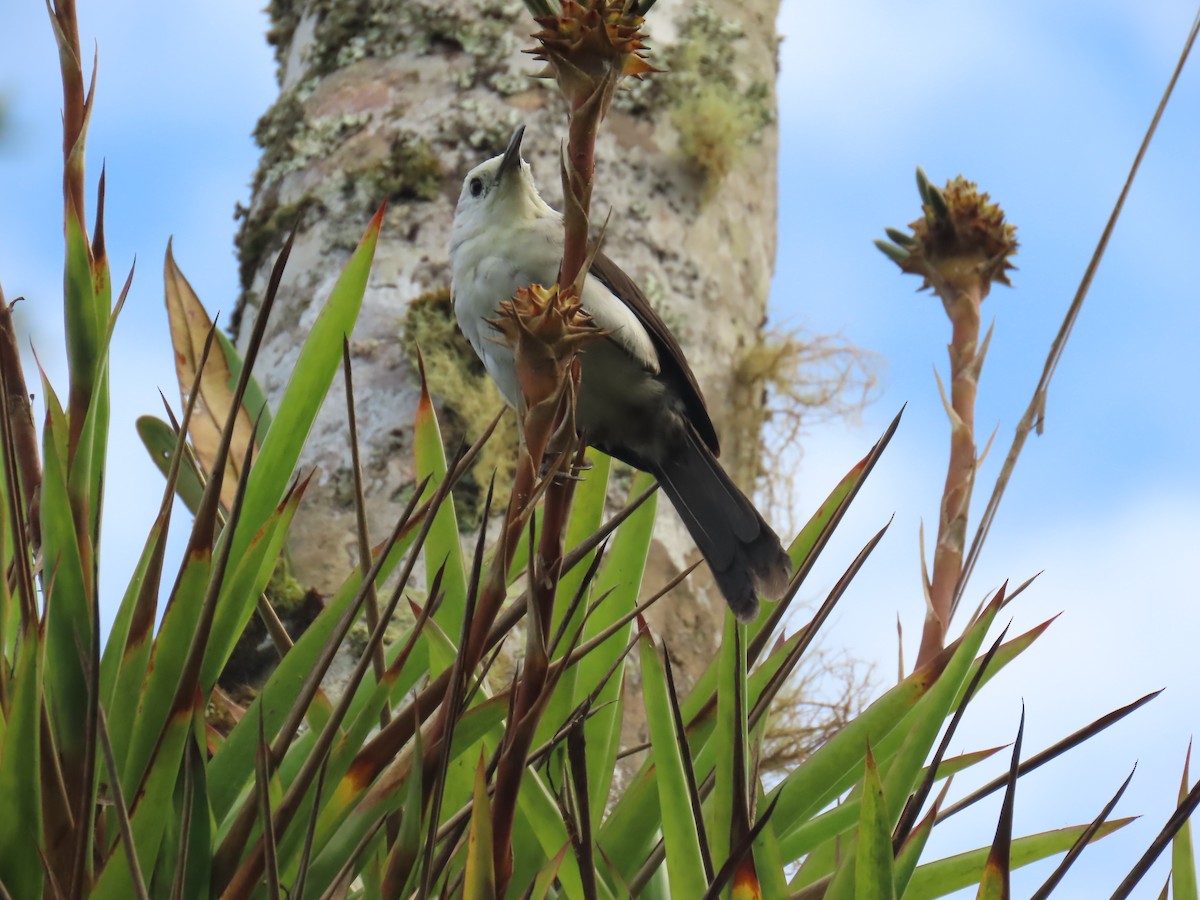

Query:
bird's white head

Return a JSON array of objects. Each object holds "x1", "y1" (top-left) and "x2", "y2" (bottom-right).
[{"x1": 451, "y1": 125, "x2": 557, "y2": 251}]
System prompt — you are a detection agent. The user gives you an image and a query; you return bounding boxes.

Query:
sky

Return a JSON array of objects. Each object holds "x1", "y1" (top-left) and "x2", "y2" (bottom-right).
[{"x1": 2, "y1": 1, "x2": 1199, "y2": 897}]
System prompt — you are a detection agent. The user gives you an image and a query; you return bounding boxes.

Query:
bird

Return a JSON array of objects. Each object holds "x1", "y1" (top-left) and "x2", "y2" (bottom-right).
[{"x1": 449, "y1": 125, "x2": 791, "y2": 621}]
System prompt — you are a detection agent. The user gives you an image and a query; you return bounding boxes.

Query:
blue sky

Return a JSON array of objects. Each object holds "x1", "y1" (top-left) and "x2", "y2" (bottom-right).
[{"x1": 2, "y1": 1, "x2": 1198, "y2": 896}]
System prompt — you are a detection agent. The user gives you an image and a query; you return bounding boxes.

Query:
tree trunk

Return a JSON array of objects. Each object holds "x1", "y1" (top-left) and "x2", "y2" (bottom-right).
[{"x1": 234, "y1": 0, "x2": 781, "y2": 717}]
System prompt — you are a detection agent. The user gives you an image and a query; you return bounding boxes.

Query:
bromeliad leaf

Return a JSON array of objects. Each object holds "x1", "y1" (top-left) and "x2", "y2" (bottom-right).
[
  {"x1": 855, "y1": 747, "x2": 896, "y2": 900},
  {"x1": 204, "y1": 206, "x2": 383, "y2": 689},
  {"x1": 465, "y1": 752, "x2": 497, "y2": 900},
  {"x1": 901, "y1": 818, "x2": 1135, "y2": 900},
  {"x1": 164, "y1": 242, "x2": 259, "y2": 513},
  {"x1": 1174, "y1": 745, "x2": 1199, "y2": 900},
  {"x1": 0, "y1": 629, "x2": 45, "y2": 900},
  {"x1": 413, "y1": 352, "x2": 469, "y2": 632},
  {"x1": 639, "y1": 620, "x2": 708, "y2": 898},
  {"x1": 135, "y1": 415, "x2": 207, "y2": 516},
  {"x1": 92, "y1": 691, "x2": 201, "y2": 900}
]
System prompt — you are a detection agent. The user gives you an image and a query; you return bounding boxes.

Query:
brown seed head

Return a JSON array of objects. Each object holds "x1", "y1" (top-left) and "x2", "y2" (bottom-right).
[
  {"x1": 529, "y1": 0, "x2": 658, "y2": 112},
  {"x1": 488, "y1": 282, "x2": 602, "y2": 411},
  {"x1": 880, "y1": 171, "x2": 1018, "y2": 303}
]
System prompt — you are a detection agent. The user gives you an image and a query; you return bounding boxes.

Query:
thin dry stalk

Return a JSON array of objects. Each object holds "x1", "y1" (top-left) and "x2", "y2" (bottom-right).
[
  {"x1": 342, "y1": 339, "x2": 388, "y2": 725},
  {"x1": 951, "y1": 8, "x2": 1200, "y2": 617}
]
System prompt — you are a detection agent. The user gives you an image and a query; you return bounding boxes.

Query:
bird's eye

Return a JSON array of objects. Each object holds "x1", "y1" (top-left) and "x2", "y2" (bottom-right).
[{"x1": 469, "y1": 177, "x2": 484, "y2": 197}]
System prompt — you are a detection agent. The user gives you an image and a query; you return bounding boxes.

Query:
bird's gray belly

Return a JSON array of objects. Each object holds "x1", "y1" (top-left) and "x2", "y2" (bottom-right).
[{"x1": 575, "y1": 340, "x2": 685, "y2": 469}]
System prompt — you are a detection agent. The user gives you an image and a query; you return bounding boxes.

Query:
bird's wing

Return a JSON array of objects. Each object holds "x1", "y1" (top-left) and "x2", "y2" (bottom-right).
[{"x1": 589, "y1": 251, "x2": 721, "y2": 456}]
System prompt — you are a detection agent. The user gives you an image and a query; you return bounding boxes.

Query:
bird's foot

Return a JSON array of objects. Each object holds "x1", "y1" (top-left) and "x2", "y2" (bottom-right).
[{"x1": 538, "y1": 447, "x2": 593, "y2": 483}]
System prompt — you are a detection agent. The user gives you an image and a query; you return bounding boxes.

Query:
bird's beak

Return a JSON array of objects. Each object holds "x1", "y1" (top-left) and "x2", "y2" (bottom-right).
[{"x1": 497, "y1": 125, "x2": 526, "y2": 182}]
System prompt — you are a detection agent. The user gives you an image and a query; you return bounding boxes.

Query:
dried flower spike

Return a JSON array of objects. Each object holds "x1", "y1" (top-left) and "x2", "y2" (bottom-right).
[
  {"x1": 877, "y1": 169, "x2": 1019, "y2": 667},
  {"x1": 878, "y1": 169, "x2": 1019, "y2": 306},
  {"x1": 487, "y1": 282, "x2": 602, "y2": 412},
  {"x1": 529, "y1": 0, "x2": 658, "y2": 114}
]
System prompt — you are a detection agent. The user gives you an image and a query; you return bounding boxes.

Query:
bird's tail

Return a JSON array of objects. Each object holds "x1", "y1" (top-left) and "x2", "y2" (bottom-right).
[{"x1": 652, "y1": 429, "x2": 792, "y2": 622}]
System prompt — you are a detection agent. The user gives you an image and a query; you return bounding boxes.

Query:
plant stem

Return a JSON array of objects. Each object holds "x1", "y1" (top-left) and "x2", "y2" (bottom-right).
[
  {"x1": 561, "y1": 102, "x2": 598, "y2": 288},
  {"x1": 918, "y1": 281, "x2": 982, "y2": 667}
]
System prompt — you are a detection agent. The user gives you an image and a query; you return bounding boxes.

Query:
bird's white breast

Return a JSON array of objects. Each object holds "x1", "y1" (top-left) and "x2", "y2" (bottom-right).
[{"x1": 451, "y1": 214, "x2": 660, "y2": 412}]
